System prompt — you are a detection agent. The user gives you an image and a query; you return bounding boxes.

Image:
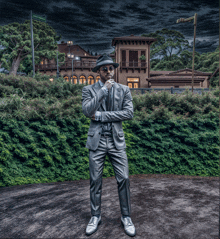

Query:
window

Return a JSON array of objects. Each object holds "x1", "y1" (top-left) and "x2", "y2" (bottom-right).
[
  {"x1": 64, "y1": 76, "x2": 69, "y2": 82},
  {"x1": 122, "y1": 50, "x2": 126, "y2": 66},
  {"x1": 129, "y1": 51, "x2": 138, "y2": 67},
  {"x1": 40, "y1": 60, "x2": 44, "y2": 65},
  {"x1": 71, "y1": 75, "x2": 78, "y2": 84},
  {"x1": 88, "y1": 76, "x2": 95, "y2": 85},
  {"x1": 79, "y1": 75, "x2": 86, "y2": 84},
  {"x1": 127, "y1": 78, "x2": 139, "y2": 88},
  {"x1": 96, "y1": 76, "x2": 100, "y2": 82},
  {"x1": 141, "y1": 51, "x2": 146, "y2": 67}
]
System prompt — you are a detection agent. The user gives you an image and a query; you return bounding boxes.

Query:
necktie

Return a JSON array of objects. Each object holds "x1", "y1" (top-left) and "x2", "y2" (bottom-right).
[{"x1": 107, "y1": 88, "x2": 111, "y2": 111}]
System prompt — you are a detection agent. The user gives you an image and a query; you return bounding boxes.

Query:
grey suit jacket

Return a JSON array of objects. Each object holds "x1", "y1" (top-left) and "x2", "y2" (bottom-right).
[{"x1": 82, "y1": 81, "x2": 134, "y2": 151}]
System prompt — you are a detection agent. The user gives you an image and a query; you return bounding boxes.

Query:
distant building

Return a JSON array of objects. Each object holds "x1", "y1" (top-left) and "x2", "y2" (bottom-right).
[
  {"x1": 35, "y1": 36, "x2": 212, "y2": 88},
  {"x1": 35, "y1": 41, "x2": 100, "y2": 84}
]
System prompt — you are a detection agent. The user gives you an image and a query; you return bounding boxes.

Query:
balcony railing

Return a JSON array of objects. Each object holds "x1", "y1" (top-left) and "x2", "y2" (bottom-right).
[
  {"x1": 35, "y1": 61, "x2": 96, "y2": 71},
  {"x1": 121, "y1": 61, "x2": 147, "y2": 68},
  {"x1": 35, "y1": 61, "x2": 148, "y2": 71}
]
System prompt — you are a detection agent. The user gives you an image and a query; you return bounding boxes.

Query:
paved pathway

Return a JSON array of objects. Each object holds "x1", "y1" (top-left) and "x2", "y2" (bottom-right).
[{"x1": 0, "y1": 174, "x2": 219, "y2": 239}]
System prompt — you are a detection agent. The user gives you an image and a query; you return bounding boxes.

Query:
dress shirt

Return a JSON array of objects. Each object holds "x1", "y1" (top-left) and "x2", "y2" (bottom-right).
[{"x1": 94, "y1": 80, "x2": 113, "y2": 121}]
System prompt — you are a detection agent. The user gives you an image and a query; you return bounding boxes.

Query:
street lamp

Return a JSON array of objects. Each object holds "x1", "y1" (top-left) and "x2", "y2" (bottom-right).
[
  {"x1": 56, "y1": 48, "x2": 59, "y2": 79},
  {"x1": 176, "y1": 13, "x2": 197, "y2": 93},
  {"x1": 68, "y1": 53, "x2": 81, "y2": 83},
  {"x1": 67, "y1": 41, "x2": 73, "y2": 58}
]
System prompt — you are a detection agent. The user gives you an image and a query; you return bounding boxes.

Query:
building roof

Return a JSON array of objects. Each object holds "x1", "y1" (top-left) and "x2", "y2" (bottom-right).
[
  {"x1": 167, "y1": 68, "x2": 212, "y2": 76},
  {"x1": 150, "y1": 71, "x2": 174, "y2": 76},
  {"x1": 149, "y1": 68, "x2": 212, "y2": 82},
  {"x1": 148, "y1": 75, "x2": 208, "y2": 81},
  {"x1": 112, "y1": 34, "x2": 157, "y2": 46},
  {"x1": 58, "y1": 43, "x2": 93, "y2": 57}
]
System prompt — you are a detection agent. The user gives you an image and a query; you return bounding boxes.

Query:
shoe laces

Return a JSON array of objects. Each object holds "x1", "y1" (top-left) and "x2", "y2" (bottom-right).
[{"x1": 124, "y1": 217, "x2": 133, "y2": 226}]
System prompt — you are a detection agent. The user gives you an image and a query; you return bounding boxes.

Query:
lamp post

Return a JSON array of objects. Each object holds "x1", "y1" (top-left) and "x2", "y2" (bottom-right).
[
  {"x1": 67, "y1": 41, "x2": 73, "y2": 59},
  {"x1": 56, "y1": 48, "x2": 59, "y2": 79},
  {"x1": 68, "y1": 53, "x2": 81, "y2": 83},
  {"x1": 176, "y1": 13, "x2": 197, "y2": 93}
]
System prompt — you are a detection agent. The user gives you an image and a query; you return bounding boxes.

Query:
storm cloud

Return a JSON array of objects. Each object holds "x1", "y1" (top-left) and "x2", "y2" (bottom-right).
[{"x1": 0, "y1": 0, "x2": 218, "y2": 54}]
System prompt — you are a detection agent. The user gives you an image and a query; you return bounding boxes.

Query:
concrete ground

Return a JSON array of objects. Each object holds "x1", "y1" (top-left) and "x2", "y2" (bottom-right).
[{"x1": 0, "y1": 173, "x2": 219, "y2": 239}]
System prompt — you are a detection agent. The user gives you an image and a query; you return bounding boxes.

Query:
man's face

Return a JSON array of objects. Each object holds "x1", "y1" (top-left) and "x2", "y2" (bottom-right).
[{"x1": 97, "y1": 64, "x2": 115, "y2": 83}]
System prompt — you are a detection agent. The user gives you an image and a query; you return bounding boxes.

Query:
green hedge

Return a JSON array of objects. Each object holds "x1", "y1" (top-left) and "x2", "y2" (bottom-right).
[
  {"x1": 0, "y1": 116, "x2": 219, "y2": 187},
  {"x1": 0, "y1": 73, "x2": 219, "y2": 187}
]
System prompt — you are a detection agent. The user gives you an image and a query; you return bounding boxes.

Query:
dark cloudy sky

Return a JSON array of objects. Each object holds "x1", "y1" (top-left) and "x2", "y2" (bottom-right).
[{"x1": 0, "y1": 0, "x2": 219, "y2": 55}]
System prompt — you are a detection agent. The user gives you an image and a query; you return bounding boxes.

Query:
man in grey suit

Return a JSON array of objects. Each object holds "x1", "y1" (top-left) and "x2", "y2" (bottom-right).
[{"x1": 82, "y1": 54, "x2": 136, "y2": 237}]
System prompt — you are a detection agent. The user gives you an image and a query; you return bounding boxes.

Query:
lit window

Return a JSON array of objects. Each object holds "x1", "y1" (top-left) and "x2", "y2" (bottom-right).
[
  {"x1": 127, "y1": 78, "x2": 139, "y2": 82},
  {"x1": 127, "y1": 78, "x2": 139, "y2": 88},
  {"x1": 79, "y1": 75, "x2": 86, "y2": 84},
  {"x1": 134, "y1": 83, "x2": 138, "y2": 88},
  {"x1": 64, "y1": 76, "x2": 69, "y2": 82},
  {"x1": 88, "y1": 76, "x2": 94, "y2": 85},
  {"x1": 71, "y1": 75, "x2": 77, "y2": 84},
  {"x1": 40, "y1": 60, "x2": 44, "y2": 65},
  {"x1": 96, "y1": 76, "x2": 100, "y2": 82}
]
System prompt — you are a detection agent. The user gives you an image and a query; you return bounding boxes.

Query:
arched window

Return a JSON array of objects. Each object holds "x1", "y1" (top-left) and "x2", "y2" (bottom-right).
[
  {"x1": 64, "y1": 75, "x2": 69, "y2": 82},
  {"x1": 96, "y1": 75, "x2": 100, "y2": 83},
  {"x1": 79, "y1": 75, "x2": 86, "y2": 84},
  {"x1": 88, "y1": 75, "x2": 95, "y2": 85},
  {"x1": 71, "y1": 75, "x2": 78, "y2": 84}
]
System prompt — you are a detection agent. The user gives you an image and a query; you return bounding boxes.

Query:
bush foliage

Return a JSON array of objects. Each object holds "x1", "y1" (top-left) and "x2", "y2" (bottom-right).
[{"x1": 0, "y1": 74, "x2": 219, "y2": 187}]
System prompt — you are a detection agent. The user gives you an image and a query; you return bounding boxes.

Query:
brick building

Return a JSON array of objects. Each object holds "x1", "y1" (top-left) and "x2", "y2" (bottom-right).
[{"x1": 35, "y1": 35, "x2": 212, "y2": 88}]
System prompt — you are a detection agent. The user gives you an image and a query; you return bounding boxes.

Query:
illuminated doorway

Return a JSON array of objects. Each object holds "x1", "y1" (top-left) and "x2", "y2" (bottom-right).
[{"x1": 127, "y1": 78, "x2": 139, "y2": 88}]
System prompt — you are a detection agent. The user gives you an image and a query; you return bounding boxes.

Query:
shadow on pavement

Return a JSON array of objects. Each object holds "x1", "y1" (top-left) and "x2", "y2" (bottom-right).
[{"x1": 0, "y1": 173, "x2": 219, "y2": 239}]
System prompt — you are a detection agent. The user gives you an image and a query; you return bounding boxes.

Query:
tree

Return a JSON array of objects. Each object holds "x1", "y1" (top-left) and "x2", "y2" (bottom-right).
[
  {"x1": 142, "y1": 28, "x2": 191, "y2": 61},
  {"x1": 151, "y1": 54, "x2": 185, "y2": 71},
  {"x1": 180, "y1": 50, "x2": 200, "y2": 69},
  {"x1": 0, "y1": 20, "x2": 65, "y2": 75},
  {"x1": 139, "y1": 55, "x2": 146, "y2": 60}
]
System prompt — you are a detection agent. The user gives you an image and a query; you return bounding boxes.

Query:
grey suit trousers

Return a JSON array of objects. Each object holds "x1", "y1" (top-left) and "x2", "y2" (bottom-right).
[{"x1": 89, "y1": 135, "x2": 131, "y2": 217}]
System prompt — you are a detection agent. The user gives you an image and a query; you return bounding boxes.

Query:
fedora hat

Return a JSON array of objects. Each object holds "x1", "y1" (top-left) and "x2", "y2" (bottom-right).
[{"x1": 92, "y1": 53, "x2": 119, "y2": 72}]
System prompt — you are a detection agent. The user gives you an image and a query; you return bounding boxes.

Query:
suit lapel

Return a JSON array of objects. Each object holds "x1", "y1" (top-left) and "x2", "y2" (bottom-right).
[
  {"x1": 92, "y1": 81, "x2": 106, "y2": 111},
  {"x1": 113, "y1": 82, "x2": 121, "y2": 111},
  {"x1": 91, "y1": 81, "x2": 121, "y2": 112}
]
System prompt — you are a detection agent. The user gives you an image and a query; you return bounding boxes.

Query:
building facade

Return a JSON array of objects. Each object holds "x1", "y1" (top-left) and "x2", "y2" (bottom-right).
[
  {"x1": 35, "y1": 36, "x2": 212, "y2": 88},
  {"x1": 35, "y1": 42, "x2": 100, "y2": 84}
]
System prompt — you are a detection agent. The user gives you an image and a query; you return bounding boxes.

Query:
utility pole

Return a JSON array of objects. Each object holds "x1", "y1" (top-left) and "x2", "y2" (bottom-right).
[
  {"x1": 30, "y1": 10, "x2": 35, "y2": 77},
  {"x1": 30, "y1": 12, "x2": 46, "y2": 78},
  {"x1": 56, "y1": 49, "x2": 59, "y2": 79},
  {"x1": 176, "y1": 13, "x2": 197, "y2": 93}
]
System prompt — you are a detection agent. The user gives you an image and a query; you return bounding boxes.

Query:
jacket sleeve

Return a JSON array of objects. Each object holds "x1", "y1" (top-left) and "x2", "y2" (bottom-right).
[
  {"x1": 101, "y1": 86, "x2": 134, "y2": 122},
  {"x1": 82, "y1": 86, "x2": 106, "y2": 118}
]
